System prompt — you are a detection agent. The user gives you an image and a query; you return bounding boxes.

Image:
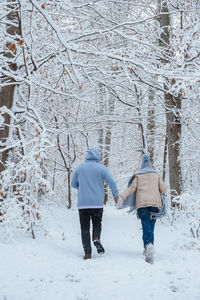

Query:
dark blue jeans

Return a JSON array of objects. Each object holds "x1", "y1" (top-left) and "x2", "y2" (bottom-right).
[{"x1": 137, "y1": 206, "x2": 159, "y2": 248}]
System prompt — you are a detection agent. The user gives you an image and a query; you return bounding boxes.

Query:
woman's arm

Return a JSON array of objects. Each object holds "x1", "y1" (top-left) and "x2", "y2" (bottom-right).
[{"x1": 120, "y1": 177, "x2": 138, "y2": 200}]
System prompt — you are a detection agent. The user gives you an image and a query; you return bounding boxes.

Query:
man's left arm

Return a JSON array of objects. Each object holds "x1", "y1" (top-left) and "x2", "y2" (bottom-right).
[
  {"x1": 103, "y1": 167, "x2": 119, "y2": 200},
  {"x1": 71, "y1": 169, "x2": 79, "y2": 189}
]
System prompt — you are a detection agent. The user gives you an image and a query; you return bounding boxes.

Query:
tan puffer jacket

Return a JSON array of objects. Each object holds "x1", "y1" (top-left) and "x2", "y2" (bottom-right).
[{"x1": 120, "y1": 173, "x2": 167, "y2": 210}]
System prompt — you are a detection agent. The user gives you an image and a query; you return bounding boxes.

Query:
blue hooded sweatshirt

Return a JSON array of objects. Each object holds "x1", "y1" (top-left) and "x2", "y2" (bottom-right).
[{"x1": 71, "y1": 148, "x2": 119, "y2": 209}]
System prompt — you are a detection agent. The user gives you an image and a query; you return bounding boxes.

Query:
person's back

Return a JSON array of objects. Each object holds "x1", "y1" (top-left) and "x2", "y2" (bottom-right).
[
  {"x1": 72, "y1": 148, "x2": 118, "y2": 209},
  {"x1": 134, "y1": 172, "x2": 166, "y2": 209},
  {"x1": 77, "y1": 161, "x2": 104, "y2": 199}
]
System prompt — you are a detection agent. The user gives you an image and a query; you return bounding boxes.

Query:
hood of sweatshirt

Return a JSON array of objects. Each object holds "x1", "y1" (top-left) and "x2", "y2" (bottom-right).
[{"x1": 85, "y1": 148, "x2": 101, "y2": 162}]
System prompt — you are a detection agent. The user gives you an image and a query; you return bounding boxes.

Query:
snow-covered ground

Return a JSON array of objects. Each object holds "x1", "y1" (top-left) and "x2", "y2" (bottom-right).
[{"x1": 0, "y1": 206, "x2": 200, "y2": 300}]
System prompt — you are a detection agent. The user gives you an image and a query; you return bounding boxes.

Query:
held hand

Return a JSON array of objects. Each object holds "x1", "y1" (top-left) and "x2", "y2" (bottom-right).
[{"x1": 114, "y1": 197, "x2": 118, "y2": 204}]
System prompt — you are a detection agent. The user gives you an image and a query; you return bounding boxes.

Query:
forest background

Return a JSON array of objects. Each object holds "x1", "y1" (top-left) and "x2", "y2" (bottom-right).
[{"x1": 0, "y1": 0, "x2": 200, "y2": 241}]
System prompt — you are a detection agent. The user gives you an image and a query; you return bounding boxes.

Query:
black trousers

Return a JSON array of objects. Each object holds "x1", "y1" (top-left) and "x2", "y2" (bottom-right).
[{"x1": 79, "y1": 208, "x2": 103, "y2": 255}]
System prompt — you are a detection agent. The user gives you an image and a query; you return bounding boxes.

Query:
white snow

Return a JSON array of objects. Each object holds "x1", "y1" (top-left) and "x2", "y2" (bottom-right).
[{"x1": 0, "y1": 206, "x2": 200, "y2": 300}]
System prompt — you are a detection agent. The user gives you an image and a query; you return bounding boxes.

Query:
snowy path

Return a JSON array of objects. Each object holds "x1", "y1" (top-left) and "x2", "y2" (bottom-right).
[{"x1": 0, "y1": 206, "x2": 200, "y2": 300}]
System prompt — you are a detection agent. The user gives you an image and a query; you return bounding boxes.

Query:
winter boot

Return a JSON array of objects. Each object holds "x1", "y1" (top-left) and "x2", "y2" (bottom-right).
[
  {"x1": 83, "y1": 253, "x2": 91, "y2": 260},
  {"x1": 145, "y1": 243, "x2": 154, "y2": 264},
  {"x1": 93, "y1": 240, "x2": 105, "y2": 255},
  {"x1": 143, "y1": 248, "x2": 147, "y2": 256}
]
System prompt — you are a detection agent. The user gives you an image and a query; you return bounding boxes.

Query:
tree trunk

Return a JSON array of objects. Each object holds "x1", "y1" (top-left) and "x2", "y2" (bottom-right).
[
  {"x1": 163, "y1": 135, "x2": 168, "y2": 182},
  {"x1": 165, "y1": 87, "x2": 182, "y2": 199},
  {"x1": 97, "y1": 84, "x2": 114, "y2": 204},
  {"x1": 147, "y1": 87, "x2": 156, "y2": 166},
  {"x1": 67, "y1": 134, "x2": 72, "y2": 209},
  {"x1": 158, "y1": 0, "x2": 182, "y2": 203},
  {"x1": 0, "y1": 1, "x2": 21, "y2": 173},
  {"x1": 103, "y1": 96, "x2": 115, "y2": 204},
  {"x1": 134, "y1": 85, "x2": 146, "y2": 153},
  {"x1": 97, "y1": 84, "x2": 104, "y2": 159}
]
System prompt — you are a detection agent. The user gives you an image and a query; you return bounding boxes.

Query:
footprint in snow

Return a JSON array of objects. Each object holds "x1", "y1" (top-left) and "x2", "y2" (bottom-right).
[
  {"x1": 169, "y1": 285, "x2": 178, "y2": 292},
  {"x1": 65, "y1": 273, "x2": 80, "y2": 283},
  {"x1": 165, "y1": 271, "x2": 172, "y2": 275},
  {"x1": 77, "y1": 294, "x2": 88, "y2": 300}
]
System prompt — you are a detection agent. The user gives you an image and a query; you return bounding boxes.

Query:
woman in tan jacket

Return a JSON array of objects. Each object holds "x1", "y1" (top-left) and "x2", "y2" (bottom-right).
[{"x1": 120, "y1": 154, "x2": 167, "y2": 263}]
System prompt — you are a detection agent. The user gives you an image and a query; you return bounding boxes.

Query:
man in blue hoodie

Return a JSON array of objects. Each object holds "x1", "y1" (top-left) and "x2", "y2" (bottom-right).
[{"x1": 71, "y1": 148, "x2": 119, "y2": 259}]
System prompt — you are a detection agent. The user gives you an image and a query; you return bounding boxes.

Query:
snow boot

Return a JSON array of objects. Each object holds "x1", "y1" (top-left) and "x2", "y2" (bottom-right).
[
  {"x1": 145, "y1": 243, "x2": 154, "y2": 264},
  {"x1": 143, "y1": 248, "x2": 147, "y2": 256},
  {"x1": 93, "y1": 240, "x2": 105, "y2": 255},
  {"x1": 83, "y1": 254, "x2": 91, "y2": 260}
]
